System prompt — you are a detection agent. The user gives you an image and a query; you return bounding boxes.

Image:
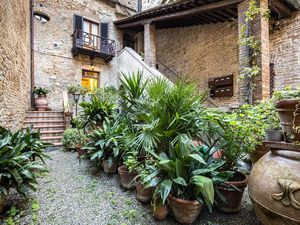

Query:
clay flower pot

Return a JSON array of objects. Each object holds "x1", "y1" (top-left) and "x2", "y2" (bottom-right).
[
  {"x1": 118, "y1": 165, "x2": 137, "y2": 190},
  {"x1": 249, "y1": 142, "x2": 300, "y2": 225},
  {"x1": 135, "y1": 181, "x2": 153, "y2": 203},
  {"x1": 153, "y1": 205, "x2": 168, "y2": 220},
  {"x1": 35, "y1": 95, "x2": 48, "y2": 111},
  {"x1": 102, "y1": 160, "x2": 118, "y2": 174},
  {"x1": 0, "y1": 192, "x2": 7, "y2": 214},
  {"x1": 276, "y1": 99, "x2": 300, "y2": 141},
  {"x1": 250, "y1": 144, "x2": 270, "y2": 164},
  {"x1": 168, "y1": 195, "x2": 202, "y2": 224},
  {"x1": 265, "y1": 130, "x2": 283, "y2": 142},
  {"x1": 216, "y1": 171, "x2": 248, "y2": 213},
  {"x1": 76, "y1": 145, "x2": 85, "y2": 156}
]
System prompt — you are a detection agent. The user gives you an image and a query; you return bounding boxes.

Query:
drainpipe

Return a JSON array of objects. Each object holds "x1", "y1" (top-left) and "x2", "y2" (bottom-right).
[{"x1": 30, "y1": 0, "x2": 35, "y2": 109}]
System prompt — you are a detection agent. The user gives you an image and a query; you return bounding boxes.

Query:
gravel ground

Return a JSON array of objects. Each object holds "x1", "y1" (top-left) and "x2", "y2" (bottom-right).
[{"x1": 0, "y1": 149, "x2": 261, "y2": 225}]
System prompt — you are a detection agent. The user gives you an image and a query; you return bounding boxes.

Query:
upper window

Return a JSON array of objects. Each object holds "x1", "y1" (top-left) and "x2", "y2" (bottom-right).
[{"x1": 33, "y1": 12, "x2": 50, "y2": 23}]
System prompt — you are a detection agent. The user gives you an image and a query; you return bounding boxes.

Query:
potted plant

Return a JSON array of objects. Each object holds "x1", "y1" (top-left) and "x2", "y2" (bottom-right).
[
  {"x1": 272, "y1": 87, "x2": 300, "y2": 142},
  {"x1": 207, "y1": 112, "x2": 250, "y2": 213},
  {"x1": 143, "y1": 143, "x2": 223, "y2": 224},
  {"x1": 228, "y1": 101, "x2": 280, "y2": 163},
  {"x1": 62, "y1": 128, "x2": 85, "y2": 152},
  {"x1": 33, "y1": 87, "x2": 51, "y2": 111},
  {"x1": 152, "y1": 193, "x2": 168, "y2": 220},
  {"x1": 84, "y1": 119, "x2": 121, "y2": 174}
]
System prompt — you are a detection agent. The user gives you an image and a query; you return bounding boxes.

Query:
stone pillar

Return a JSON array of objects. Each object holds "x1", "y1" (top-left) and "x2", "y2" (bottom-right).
[
  {"x1": 238, "y1": 0, "x2": 270, "y2": 103},
  {"x1": 144, "y1": 22, "x2": 157, "y2": 68}
]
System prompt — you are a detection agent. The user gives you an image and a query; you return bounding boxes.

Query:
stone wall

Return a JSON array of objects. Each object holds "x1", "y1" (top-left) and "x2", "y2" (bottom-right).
[
  {"x1": 33, "y1": 0, "x2": 126, "y2": 110},
  {"x1": 156, "y1": 22, "x2": 240, "y2": 108},
  {"x1": 0, "y1": 0, "x2": 31, "y2": 130},
  {"x1": 270, "y1": 10, "x2": 300, "y2": 90}
]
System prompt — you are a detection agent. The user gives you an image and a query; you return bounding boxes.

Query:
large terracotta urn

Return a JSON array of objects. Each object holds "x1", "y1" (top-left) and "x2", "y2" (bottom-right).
[
  {"x1": 248, "y1": 142, "x2": 300, "y2": 225},
  {"x1": 35, "y1": 95, "x2": 48, "y2": 111}
]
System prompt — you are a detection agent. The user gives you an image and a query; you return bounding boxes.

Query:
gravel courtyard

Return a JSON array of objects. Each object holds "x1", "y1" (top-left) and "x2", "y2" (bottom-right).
[{"x1": 0, "y1": 150, "x2": 260, "y2": 225}]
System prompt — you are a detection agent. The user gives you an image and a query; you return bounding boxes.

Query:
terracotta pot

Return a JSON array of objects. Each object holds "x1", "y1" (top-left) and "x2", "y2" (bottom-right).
[
  {"x1": 118, "y1": 165, "x2": 137, "y2": 190},
  {"x1": 153, "y1": 205, "x2": 168, "y2": 220},
  {"x1": 276, "y1": 99, "x2": 300, "y2": 141},
  {"x1": 102, "y1": 160, "x2": 118, "y2": 174},
  {"x1": 35, "y1": 95, "x2": 48, "y2": 111},
  {"x1": 135, "y1": 181, "x2": 153, "y2": 203},
  {"x1": 250, "y1": 144, "x2": 270, "y2": 164},
  {"x1": 0, "y1": 192, "x2": 7, "y2": 213},
  {"x1": 265, "y1": 130, "x2": 283, "y2": 142},
  {"x1": 76, "y1": 146, "x2": 85, "y2": 156},
  {"x1": 216, "y1": 171, "x2": 248, "y2": 213},
  {"x1": 213, "y1": 149, "x2": 224, "y2": 159},
  {"x1": 249, "y1": 143, "x2": 300, "y2": 225},
  {"x1": 168, "y1": 195, "x2": 202, "y2": 224}
]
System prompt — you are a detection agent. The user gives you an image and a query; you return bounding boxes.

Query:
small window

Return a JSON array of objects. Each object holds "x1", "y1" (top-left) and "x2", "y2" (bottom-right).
[
  {"x1": 82, "y1": 70, "x2": 99, "y2": 91},
  {"x1": 33, "y1": 12, "x2": 50, "y2": 23}
]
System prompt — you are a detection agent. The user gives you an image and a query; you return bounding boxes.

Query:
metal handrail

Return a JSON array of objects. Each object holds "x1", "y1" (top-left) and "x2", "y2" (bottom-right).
[{"x1": 73, "y1": 29, "x2": 116, "y2": 56}]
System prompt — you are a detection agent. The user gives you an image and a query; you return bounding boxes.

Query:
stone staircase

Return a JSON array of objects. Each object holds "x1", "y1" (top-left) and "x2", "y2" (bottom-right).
[{"x1": 24, "y1": 111, "x2": 65, "y2": 147}]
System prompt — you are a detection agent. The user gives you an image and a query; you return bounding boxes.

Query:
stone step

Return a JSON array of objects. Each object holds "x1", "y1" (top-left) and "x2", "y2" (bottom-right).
[
  {"x1": 25, "y1": 115, "x2": 64, "y2": 120},
  {"x1": 24, "y1": 120, "x2": 64, "y2": 125},
  {"x1": 26, "y1": 111, "x2": 64, "y2": 117},
  {"x1": 40, "y1": 130, "x2": 65, "y2": 135},
  {"x1": 40, "y1": 131, "x2": 64, "y2": 137},
  {"x1": 26, "y1": 125, "x2": 65, "y2": 131},
  {"x1": 41, "y1": 136, "x2": 63, "y2": 141},
  {"x1": 52, "y1": 142, "x2": 63, "y2": 147}
]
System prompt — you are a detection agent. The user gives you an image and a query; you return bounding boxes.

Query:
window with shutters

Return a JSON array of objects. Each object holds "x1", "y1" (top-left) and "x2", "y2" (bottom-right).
[{"x1": 72, "y1": 14, "x2": 116, "y2": 60}]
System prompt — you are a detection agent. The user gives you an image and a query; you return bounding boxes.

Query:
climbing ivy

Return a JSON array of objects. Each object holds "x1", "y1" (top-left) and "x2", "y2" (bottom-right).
[{"x1": 239, "y1": 0, "x2": 270, "y2": 104}]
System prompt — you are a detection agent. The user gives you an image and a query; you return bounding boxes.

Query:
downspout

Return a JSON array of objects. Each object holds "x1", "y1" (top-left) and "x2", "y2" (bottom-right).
[{"x1": 30, "y1": 0, "x2": 35, "y2": 108}]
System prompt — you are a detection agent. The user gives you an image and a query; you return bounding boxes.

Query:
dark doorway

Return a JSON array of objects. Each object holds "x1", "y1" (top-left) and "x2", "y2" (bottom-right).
[{"x1": 123, "y1": 33, "x2": 136, "y2": 50}]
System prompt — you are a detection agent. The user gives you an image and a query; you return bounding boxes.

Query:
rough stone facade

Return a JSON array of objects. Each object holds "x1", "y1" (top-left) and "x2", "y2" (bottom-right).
[
  {"x1": 270, "y1": 10, "x2": 300, "y2": 90},
  {"x1": 33, "y1": 0, "x2": 131, "y2": 110},
  {"x1": 156, "y1": 22, "x2": 240, "y2": 108},
  {"x1": 0, "y1": 0, "x2": 31, "y2": 130}
]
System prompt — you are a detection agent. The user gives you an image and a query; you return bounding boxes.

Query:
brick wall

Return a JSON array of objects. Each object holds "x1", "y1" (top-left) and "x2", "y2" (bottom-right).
[
  {"x1": 0, "y1": 0, "x2": 31, "y2": 131},
  {"x1": 270, "y1": 11, "x2": 300, "y2": 90},
  {"x1": 33, "y1": 0, "x2": 125, "y2": 110},
  {"x1": 156, "y1": 22, "x2": 240, "y2": 108}
]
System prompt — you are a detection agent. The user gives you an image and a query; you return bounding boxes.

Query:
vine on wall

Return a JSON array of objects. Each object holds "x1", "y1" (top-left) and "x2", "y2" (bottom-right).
[{"x1": 239, "y1": 0, "x2": 270, "y2": 104}]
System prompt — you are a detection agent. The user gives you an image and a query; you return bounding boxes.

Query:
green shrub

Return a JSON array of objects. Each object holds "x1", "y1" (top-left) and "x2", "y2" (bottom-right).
[
  {"x1": 0, "y1": 127, "x2": 48, "y2": 196},
  {"x1": 62, "y1": 128, "x2": 85, "y2": 149}
]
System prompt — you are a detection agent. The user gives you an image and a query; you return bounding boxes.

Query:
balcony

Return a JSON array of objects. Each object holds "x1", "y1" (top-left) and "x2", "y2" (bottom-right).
[{"x1": 72, "y1": 29, "x2": 116, "y2": 62}]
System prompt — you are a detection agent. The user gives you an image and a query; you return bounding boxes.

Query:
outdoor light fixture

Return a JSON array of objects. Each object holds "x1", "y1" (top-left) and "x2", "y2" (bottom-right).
[{"x1": 72, "y1": 92, "x2": 81, "y2": 116}]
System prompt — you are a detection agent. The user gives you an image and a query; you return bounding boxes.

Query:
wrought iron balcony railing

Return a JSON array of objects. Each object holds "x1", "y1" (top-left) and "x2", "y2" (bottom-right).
[{"x1": 72, "y1": 29, "x2": 116, "y2": 60}]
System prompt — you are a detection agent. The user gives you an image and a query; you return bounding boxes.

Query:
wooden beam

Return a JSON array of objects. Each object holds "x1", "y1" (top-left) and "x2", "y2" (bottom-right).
[
  {"x1": 115, "y1": 0, "x2": 243, "y2": 29},
  {"x1": 270, "y1": 0, "x2": 292, "y2": 18}
]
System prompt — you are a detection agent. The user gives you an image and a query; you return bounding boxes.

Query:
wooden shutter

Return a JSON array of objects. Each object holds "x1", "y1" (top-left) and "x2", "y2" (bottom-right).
[
  {"x1": 101, "y1": 23, "x2": 108, "y2": 39},
  {"x1": 73, "y1": 14, "x2": 83, "y2": 32}
]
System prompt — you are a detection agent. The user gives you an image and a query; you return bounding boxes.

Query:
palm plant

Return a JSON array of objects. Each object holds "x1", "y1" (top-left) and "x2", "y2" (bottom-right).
[
  {"x1": 79, "y1": 92, "x2": 116, "y2": 128},
  {"x1": 131, "y1": 79, "x2": 206, "y2": 157}
]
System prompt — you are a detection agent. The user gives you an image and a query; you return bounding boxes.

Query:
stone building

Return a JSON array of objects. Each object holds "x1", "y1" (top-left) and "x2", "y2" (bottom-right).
[
  {"x1": 116, "y1": 0, "x2": 300, "y2": 108},
  {"x1": 0, "y1": 0, "x2": 32, "y2": 130},
  {"x1": 33, "y1": 0, "x2": 138, "y2": 110}
]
